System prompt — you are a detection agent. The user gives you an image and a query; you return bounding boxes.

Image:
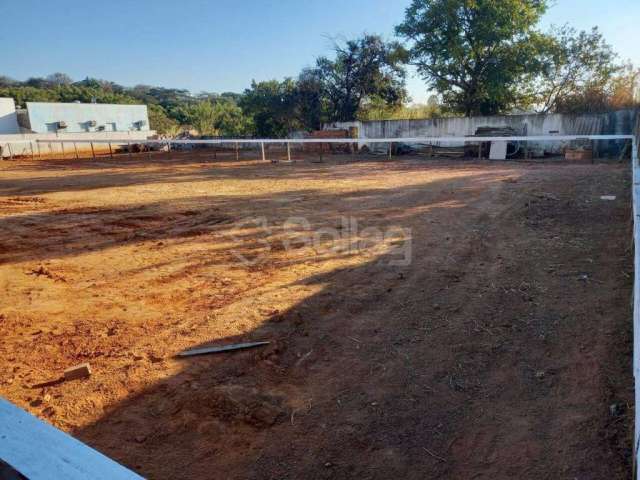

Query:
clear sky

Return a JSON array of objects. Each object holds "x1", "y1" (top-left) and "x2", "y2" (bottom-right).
[{"x1": 1, "y1": 0, "x2": 638, "y2": 104}]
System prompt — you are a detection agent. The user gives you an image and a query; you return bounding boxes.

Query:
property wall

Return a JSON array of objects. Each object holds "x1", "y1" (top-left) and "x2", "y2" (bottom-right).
[
  {"x1": 25, "y1": 102, "x2": 150, "y2": 134},
  {"x1": 0, "y1": 98, "x2": 19, "y2": 134},
  {"x1": 327, "y1": 109, "x2": 639, "y2": 156},
  {"x1": 0, "y1": 130, "x2": 156, "y2": 158}
]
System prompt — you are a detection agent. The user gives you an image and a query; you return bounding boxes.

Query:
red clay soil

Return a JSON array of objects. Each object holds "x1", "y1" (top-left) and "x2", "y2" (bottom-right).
[{"x1": 0, "y1": 152, "x2": 633, "y2": 479}]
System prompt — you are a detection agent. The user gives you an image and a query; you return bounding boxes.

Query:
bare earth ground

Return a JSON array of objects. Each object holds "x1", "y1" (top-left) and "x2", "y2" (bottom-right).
[{"x1": 0, "y1": 150, "x2": 633, "y2": 479}]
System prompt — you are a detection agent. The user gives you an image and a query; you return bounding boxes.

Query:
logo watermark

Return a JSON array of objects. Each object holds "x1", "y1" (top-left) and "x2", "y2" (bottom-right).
[{"x1": 225, "y1": 216, "x2": 412, "y2": 267}]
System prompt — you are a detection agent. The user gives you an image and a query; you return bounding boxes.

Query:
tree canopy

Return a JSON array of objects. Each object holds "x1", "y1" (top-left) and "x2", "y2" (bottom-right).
[
  {"x1": 312, "y1": 35, "x2": 408, "y2": 122},
  {"x1": 397, "y1": 0, "x2": 549, "y2": 116}
]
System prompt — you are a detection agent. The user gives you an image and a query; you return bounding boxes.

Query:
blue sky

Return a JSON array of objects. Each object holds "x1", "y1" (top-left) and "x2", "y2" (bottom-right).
[{"x1": 1, "y1": 0, "x2": 638, "y2": 104}]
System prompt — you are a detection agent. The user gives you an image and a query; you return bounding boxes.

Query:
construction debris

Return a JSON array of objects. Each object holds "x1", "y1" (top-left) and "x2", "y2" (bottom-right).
[
  {"x1": 31, "y1": 363, "x2": 92, "y2": 388},
  {"x1": 178, "y1": 341, "x2": 270, "y2": 358},
  {"x1": 63, "y1": 363, "x2": 92, "y2": 381}
]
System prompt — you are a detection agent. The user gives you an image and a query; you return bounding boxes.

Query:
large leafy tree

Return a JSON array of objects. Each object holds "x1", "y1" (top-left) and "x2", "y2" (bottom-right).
[
  {"x1": 533, "y1": 26, "x2": 621, "y2": 113},
  {"x1": 396, "y1": 0, "x2": 549, "y2": 116},
  {"x1": 239, "y1": 79, "x2": 298, "y2": 137},
  {"x1": 313, "y1": 35, "x2": 408, "y2": 122},
  {"x1": 293, "y1": 68, "x2": 326, "y2": 131},
  {"x1": 212, "y1": 100, "x2": 253, "y2": 137}
]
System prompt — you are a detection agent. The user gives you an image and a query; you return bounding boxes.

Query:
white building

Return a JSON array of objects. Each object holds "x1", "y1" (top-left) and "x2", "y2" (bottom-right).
[
  {"x1": 0, "y1": 98, "x2": 20, "y2": 134},
  {"x1": 0, "y1": 98, "x2": 150, "y2": 134}
]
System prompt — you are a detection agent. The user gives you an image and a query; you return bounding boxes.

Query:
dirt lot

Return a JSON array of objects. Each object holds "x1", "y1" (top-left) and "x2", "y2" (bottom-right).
[{"x1": 0, "y1": 150, "x2": 634, "y2": 479}]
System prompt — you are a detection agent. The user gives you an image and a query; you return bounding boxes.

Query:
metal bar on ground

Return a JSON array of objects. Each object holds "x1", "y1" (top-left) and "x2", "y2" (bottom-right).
[{"x1": 178, "y1": 341, "x2": 270, "y2": 357}]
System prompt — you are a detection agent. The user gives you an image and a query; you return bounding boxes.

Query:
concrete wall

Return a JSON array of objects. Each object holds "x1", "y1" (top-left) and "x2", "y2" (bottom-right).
[
  {"x1": 0, "y1": 98, "x2": 19, "y2": 134},
  {"x1": 327, "y1": 109, "x2": 639, "y2": 156},
  {"x1": 0, "y1": 130, "x2": 155, "y2": 158},
  {"x1": 25, "y1": 102, "x2": 150, "y2": 134}
]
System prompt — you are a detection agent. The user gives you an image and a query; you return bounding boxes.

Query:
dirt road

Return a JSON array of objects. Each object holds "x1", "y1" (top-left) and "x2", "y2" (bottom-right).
[{"x1": 0, "y1": 153, "x2": 633, "y2": 479}]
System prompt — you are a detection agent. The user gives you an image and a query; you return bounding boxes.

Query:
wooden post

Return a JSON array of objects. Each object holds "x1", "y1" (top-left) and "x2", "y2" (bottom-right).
[
  {"x1": 127, "y1": 141, "x2": 132, "y2": 160},
  {"x1": 235, "y1": 142, "x2": 239, "y2": 161},
  {"x1": 261, "y1": 142, "x2": 266, "y2": 162},
  {"x1": 108, "y1": 142, "x2": 113, "y2": 159},
  {"x1": 90, "y1": 142, "x2": 95, "y2": 160},
  {"x1": 74, "y1": 142, "x2": 79, "y2": 160},
  {"x1": 287, "y1": 142, "x2": 291, "y2": 162}
]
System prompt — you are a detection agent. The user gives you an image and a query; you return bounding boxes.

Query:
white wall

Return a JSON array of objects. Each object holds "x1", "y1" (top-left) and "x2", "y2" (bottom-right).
[
  {"x1": 0, "y1": 98, "x2": 19, "y2": 134},
  {"x1": 328, "y1": 109, "x2": 639, "y2": 156},
  {"x1": 0, "y1": 130, "x2": 155, "y2": 158},
  {"x1": 26, "y1": 102, "x2": 149, "y2": 133}
]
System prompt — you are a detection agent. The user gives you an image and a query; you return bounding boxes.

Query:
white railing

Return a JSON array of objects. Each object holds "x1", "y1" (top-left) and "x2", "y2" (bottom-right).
[{"x1": 632, "y1": 131, "x2": 640, "y2": 479}]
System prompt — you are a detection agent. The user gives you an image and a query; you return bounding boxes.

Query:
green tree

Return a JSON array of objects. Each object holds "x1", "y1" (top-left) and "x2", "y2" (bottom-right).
[
  {"x1": 186, "y1": 101, "x2": 217, "y2": 136},
  {"x1": 239, "y1": 79, "x2": 298, "y2": 137},
  {"x1": 313, "y1": 34, "x2": 408, "y2": 122},
  {"x1": 293, "y1": 68, "x2": 326, "y2": 130},
  {"x1": 148, "y1": 104, "x2": 179, "y2": 134},
  {"x1": 396, "y1": 0, "x2": 549, "y2": 116},
  {"x1": 212, "y1": 100, "x2": 253, "y2": 137}
]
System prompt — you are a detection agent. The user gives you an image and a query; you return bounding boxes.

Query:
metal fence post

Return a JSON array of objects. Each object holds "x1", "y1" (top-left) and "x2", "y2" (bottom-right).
[{"x1": 261, "y1": 142, "x2": 266, "y2": 162}]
